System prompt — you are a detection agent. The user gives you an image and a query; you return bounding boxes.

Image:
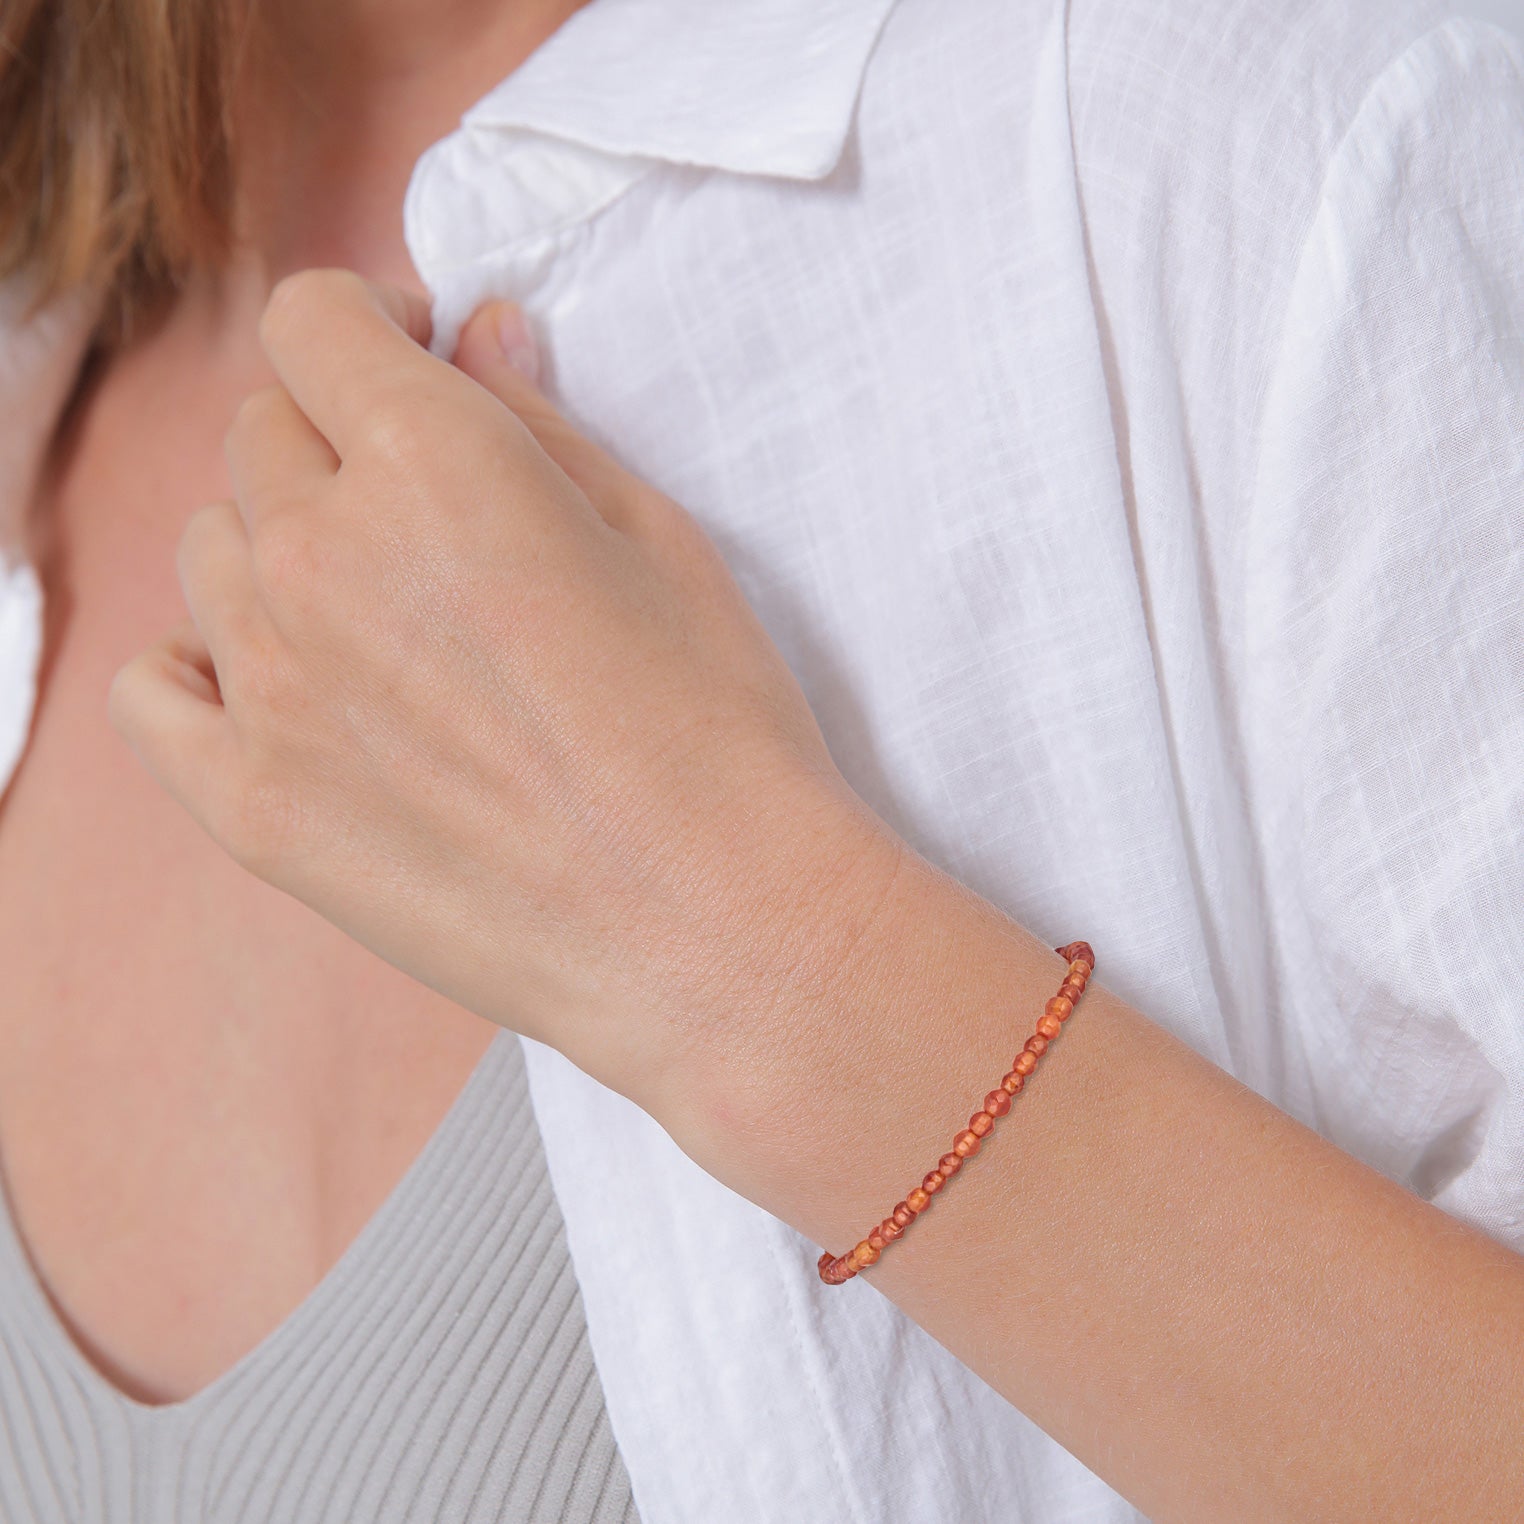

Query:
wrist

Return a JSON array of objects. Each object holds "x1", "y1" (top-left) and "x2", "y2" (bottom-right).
[
  {"x1": 660, "y1": 793, "x2": 1075, "y2": 1254},
  {"x1": 647, "y1": 765, "x2": 908, "y2": 1137}
]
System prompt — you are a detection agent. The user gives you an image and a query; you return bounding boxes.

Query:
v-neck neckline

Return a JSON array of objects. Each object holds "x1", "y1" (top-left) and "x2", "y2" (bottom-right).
[{"x1": 0, "y1": 1027, "x2": 513, "y2": 1423}]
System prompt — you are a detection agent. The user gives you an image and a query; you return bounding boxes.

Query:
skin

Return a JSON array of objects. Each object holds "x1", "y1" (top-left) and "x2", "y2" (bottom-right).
[
  {"x1": 110, "y1": 273, "x2": 1524, "y2": 1522},
  {"x1": 0, "y1": 0, "x2": 592, "y2": 1406},
  {"x1": 8, "y1": 3, "x2": 1524, "y2": 1518}
]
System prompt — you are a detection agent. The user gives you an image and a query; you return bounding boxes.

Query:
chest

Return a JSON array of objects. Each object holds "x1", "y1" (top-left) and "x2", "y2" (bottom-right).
[{"x1": 0, "y1": 332, "x2": 498, "y2": 1406}]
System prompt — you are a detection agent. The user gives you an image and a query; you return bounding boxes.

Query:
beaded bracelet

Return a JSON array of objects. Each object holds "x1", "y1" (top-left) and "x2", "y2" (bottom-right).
[{"x1": 817, "y1": 941, "x2": 1095, "y2": 1285}]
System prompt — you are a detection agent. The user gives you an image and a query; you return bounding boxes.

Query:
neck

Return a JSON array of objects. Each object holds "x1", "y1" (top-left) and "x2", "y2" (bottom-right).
[{"x1": 223, "y1": 0, "x2": 589, "y2": 294}]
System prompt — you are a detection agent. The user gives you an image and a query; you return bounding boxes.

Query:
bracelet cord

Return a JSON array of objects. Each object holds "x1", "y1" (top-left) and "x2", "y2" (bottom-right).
[{"x1": 817, "y1": 942, "x2": 1095, "y2": 1285}]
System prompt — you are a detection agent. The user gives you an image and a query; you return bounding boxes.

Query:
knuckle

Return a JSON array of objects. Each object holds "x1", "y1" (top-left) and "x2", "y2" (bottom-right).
[
  {"x1": 260, "y1": 272, "x2": 312, "y2": 349},
  {"x1": 252, "y1": 513, "x2": 326, "y2": 606},
  {"x1": 227, "y1": 627, "x2": 294, "y2": 714},
  {"x1": 628, "y1": 487, "x2": 700, "y2": 555},
  {"x1": 105, "y1": 649, "x2": 148, "y2": 734},
  {"x1": 361, "y1": 391, "x2": 436, "y2": 471},
  {"x1": 175, "y1": 500, "x2": 227, "y2": 581},
  {"x1": 225, "y1": 384, "x2": 286, "y2": 458},
  {"x1": 261, "y1": 267, "x2": 366, "y2": 350}
]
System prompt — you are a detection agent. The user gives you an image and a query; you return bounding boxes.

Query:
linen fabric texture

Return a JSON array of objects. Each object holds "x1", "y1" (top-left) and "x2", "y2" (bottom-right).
[{"x1": 0, "y1": 0, "x2": 1520, "y2": 1519}]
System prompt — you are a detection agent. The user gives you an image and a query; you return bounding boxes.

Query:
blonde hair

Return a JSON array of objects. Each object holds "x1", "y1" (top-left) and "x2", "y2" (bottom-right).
[{"x1": 0, "y1": 0, "x2": 241, "y2": 346}]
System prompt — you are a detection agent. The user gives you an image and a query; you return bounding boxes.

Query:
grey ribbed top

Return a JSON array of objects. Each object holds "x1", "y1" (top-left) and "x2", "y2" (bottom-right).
[{"x1": 0, "y1": 1029, "x2": 642, "y2": 1523}]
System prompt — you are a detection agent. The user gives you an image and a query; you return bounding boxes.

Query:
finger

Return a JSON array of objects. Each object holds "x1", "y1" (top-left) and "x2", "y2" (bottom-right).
[
  {"x1": 176, "y1": 500, "x2": 268, "y2": 688},
  {"x1": 450, "y1": 299, "x2": 649, "y2": 530},
  {"x1": 257, "y1": 269, "x2": 448, "y2": 459},
  {"x1": 107, "y1": 616, "x2": 243, "y2": 836},
  {"x1": 225, "y1": 384, "x2": 339, "y2": 531}
]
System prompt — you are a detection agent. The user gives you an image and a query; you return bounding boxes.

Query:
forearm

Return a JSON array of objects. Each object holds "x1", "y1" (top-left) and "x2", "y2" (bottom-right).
[{"x1": 672, "y1": 831, "x2": 1524, "y2": 1523}]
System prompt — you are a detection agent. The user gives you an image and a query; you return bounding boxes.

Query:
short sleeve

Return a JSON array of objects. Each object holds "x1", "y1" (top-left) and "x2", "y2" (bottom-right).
[{"x1": 1243, "y1": 18, "x2": 1524, "y2": 1248}]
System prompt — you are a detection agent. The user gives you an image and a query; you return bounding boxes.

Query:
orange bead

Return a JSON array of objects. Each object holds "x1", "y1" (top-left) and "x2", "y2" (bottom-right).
[
  {"x1": 1066, "y1": 942, "x2": 1095, "y2": 969},
  {"x1": 952, "y1": 1130, "x2": 981, "y2": 1158},
  {"x1": 923, "y1": 1169, "x2": 947, "y2": 1194},
  {"x1": 969, "y1": 1110, "x2": 994, "y2": 1137},
  {"x1": 1014, "y1": 1051, "x2": 1037, "y2": 1075},
  {"x1": 906, "y1": 1188, "x2": 930, "y2": 1213},
  {"x1": 1037, "y1": 1013, "x2": 1062, "y2": 1040},
  {"x1": 854, "y1": 1239, "x2": 880, "y2": 1267},
  {"x1": 938, "y1": 1151, "x2": 963, "y2": 1177},
  {"x1": 1025, "y1": 1033, "x2": 1048, "y2": 1056},
  {"x1": 880, "y1": 1218, "x2": 904, "y2": 1242},
  {"x1": 868, "y1": 1229, "x2": 887, "y2": 1251},
  {"x1": 1045, "y1": 995, "x2": 1074, "y2": 1021},
  {"x1": 985, "y1": 1088, "x2": 1012, "y2": 1116},
  {"x1": 1067, "y1": 962, "x2": 1089, "y2": 985},
  {"x1": 892, "y1": 1203, "x2": 915, "y2": 1228},
  {"x1": 1001, "y1": 1071, "x2": 1025, "y2": 1094}
]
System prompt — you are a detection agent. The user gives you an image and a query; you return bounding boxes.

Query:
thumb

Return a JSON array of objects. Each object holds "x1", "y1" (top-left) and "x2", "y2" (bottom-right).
[
  {"x1": 450, "y1": 299, "x2": 641, "y2": 517},
  {"x1": 452, "y1": 298, "x2": 544, "y2": 404}
]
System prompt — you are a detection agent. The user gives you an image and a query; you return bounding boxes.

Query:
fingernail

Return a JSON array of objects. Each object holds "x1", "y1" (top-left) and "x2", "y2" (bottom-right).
[{"x1": 496, "y1": 303, "x2": 540, "y2": 383}]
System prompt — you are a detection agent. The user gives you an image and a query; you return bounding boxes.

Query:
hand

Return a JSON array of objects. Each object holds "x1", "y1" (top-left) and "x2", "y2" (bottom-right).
[{"x1": 106, "y1": 271, "x2": 902, "y2": 1121}]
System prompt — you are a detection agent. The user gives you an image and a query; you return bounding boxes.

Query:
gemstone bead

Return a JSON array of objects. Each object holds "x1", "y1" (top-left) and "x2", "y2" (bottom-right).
[{"x1": 822, "y1": 937, "x2": 1095, "y2": 1283}]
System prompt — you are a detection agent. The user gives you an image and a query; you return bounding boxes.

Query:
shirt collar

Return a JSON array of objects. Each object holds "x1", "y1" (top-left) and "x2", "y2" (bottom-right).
[
  {"x1": 1, "y1": 0, "x2": 906, "y2": 550},
  {"x1": 459, "y1": 0, "x2": 901, "y2": 181}
]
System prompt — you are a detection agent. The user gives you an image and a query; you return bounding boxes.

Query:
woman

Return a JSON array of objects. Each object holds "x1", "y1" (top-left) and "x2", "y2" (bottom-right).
[{"x1": 0, "y1": 0, "x2": 1520, "y2": 1519}]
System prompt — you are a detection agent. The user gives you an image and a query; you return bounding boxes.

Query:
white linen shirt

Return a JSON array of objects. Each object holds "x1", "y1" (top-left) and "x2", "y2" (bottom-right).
[{"x1": 2, "y1": 1, "x2": 1522, "y2": 1519}]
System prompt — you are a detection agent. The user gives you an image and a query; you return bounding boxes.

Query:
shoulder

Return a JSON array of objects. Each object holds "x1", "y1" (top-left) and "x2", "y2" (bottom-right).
[
  {"x1": 852, "y1": 0, "x2": 1507, "y2": 256},
  {"x1": 1060, "y1": 0, "x2": 1522, "y2": 504},
  {"x1": 1064, "y1": 0, "x2": 1472, "y2": 177},
  {"x1": 1060, "y1": 0, "x2": 1518, "y2": 309}
]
